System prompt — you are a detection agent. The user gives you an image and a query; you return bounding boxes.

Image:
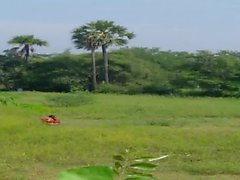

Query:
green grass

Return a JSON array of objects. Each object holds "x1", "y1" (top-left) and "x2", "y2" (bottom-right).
[{"x1": 1, "y1": 92, "x2": 240, "y2": 179}]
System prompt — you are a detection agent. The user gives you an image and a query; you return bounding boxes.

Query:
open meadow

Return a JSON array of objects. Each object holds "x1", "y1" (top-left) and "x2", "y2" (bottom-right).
[{"x1": 1, "y1": 92, "x2": 240, "y2": 179}]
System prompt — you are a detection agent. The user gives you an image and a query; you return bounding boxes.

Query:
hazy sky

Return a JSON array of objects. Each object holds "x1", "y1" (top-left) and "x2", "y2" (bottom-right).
[{"x1": 0, "y1": 0, "x2": 239, "y2": 53}]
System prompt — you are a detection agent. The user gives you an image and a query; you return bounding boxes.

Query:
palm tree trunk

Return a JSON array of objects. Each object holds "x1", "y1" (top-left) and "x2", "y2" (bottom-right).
[
  {"x1": 102, "y1": 45, "x2": 109, "y2": 83},
  {"x1": 24, "y1": 44, "x2": 30, "y2": 62},
  {"x1": 91, "y1": 48, "x2": 97, "y2": 91}
]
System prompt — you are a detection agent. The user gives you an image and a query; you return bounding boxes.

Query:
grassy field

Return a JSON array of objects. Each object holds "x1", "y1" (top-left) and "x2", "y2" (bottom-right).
[{"x1": 1, "y1": 92, "x2": 240, "y2": 179}]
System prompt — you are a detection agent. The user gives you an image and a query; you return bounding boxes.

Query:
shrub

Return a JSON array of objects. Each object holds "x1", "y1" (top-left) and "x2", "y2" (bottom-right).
[
  {"x1": 143, "y1": 83, "x2": 174, "y2": 95},
  {"x1": 97, "y1": 84, "x2": 128, "y2": 94}
]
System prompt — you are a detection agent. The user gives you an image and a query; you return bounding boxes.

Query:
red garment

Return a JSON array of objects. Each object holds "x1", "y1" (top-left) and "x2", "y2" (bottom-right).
[{"x1": 41, "y1": 117, "x2": 60, "y2": 125}]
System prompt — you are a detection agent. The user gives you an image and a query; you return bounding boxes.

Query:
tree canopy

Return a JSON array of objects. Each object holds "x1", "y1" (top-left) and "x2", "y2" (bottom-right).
[
  {"x1": 85, "y1": 20, "x2": 135, "y2": 83},
  {"x1": 8, "y1": 35, "x2": 48, "y2": 61},
  {"x1": 8, "y1": 35, "x2": 48, "y2": 46}
]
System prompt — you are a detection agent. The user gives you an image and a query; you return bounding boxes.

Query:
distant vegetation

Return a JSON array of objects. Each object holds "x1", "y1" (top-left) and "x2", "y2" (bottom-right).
[
  {"x1": 1, "y1": 20, "x2": 239, "y2": 97},
  {"x1": 6, "y1": 35, "x2": 48, "y2": 62},
  {"x1": 1, "y1": 47, "x2": 240, "y2": 97}
]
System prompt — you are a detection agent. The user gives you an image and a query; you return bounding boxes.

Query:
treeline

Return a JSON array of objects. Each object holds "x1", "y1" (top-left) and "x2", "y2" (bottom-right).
[{"x1": 1, "y1": 47, "x2": 240, "y2": 97}]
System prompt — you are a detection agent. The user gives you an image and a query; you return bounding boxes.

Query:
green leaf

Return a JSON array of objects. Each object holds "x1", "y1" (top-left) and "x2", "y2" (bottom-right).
[
  {"x1": 114, "y1": 161, "x2": 123, "y2": 169},
  {"x1": 130, "y1": 163, "x2": 157, "y2": 171},
  {"x1": 148, "y1": 155, "x2": 169, "y2": 162},
  {"x1": 133, "y1": 156, "x2": 154, "y2": 162},
  {"x1": 113, "y1": 162, "x2": 123, "y2": 175},
  {"x1": 134, "y1": 155, "x2": 169, "y2": 162},
  {"x1": 113, "y1": 155, "x2": 125, "y2": 161},
  {"x1": 127, "y1": 171, "x2": 154, "y2": 178},
  {"x1": 59, "y1": 166, "x2": 113, "y2": 180}
]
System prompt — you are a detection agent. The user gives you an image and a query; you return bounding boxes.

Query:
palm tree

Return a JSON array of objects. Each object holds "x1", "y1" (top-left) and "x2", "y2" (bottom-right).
[
  {"x1": 72, "y1": 25, "x2": 101, "y2": 91},
  {"x1": 8, "y1": 35, "x2": 48, "y2": 62},
  {"x1": 89, "y1": 20, "x2": 135, "y2": 83}
]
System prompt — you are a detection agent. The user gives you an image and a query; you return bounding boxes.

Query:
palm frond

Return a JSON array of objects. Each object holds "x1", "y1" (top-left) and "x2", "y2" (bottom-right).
[{"x1": 8, "y1": 35, "x2": 48, "y2": 46}]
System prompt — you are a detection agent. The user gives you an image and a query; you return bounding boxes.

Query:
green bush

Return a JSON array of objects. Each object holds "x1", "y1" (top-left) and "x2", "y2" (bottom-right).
[
  {"x1": 143, "y1": 83, "x2": 174, "y2": 95},
  {"x1": 97, "y1": 84, "x2": 128, "y2": 94}
]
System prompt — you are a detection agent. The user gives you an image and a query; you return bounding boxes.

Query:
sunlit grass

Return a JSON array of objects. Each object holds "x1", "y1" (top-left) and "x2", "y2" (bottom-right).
[{"x1": 1, "y1": 92, "x2": 240, "y2": 179}]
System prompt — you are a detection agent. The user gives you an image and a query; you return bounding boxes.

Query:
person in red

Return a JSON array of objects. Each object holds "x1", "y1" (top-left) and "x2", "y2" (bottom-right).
[{"x1": 41, "y1": 115, "x2": 60, "y2": 125}]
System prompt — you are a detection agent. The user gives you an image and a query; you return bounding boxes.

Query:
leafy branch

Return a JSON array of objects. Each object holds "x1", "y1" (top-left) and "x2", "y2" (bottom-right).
[
  {"x1": 113, "y1": 149, "x2": 168, "y2": 180},
  {"x1": 59, "y1": 149, "x2": 168, "y2": 180}
]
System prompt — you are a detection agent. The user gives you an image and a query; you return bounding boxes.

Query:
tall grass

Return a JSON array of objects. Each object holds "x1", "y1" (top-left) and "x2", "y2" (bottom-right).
[{"x1": 1, "y1": 92, "x2": 240, "y2": 179}]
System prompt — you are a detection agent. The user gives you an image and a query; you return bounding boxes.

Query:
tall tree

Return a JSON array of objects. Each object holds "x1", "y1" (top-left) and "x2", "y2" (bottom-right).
[
  {"x1": 89, "y1": 20, "x2": 135, "y2": 83},
  {"x1": 8, "y1": 35, "x2": 48, "y2": 62},
  {"x1": 72, "y1": 25, "x2": 101, "y2": 90}
]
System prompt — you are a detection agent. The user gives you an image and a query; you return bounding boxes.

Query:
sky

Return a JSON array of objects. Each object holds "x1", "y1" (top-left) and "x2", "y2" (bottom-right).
[{"x1": 0, "y1": 0, "x2": 240, "y2": 53}]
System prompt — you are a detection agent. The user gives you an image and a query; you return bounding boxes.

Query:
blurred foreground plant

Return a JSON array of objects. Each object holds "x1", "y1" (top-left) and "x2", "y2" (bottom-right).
[
  {"x1": 113, "y1": 149, "x2": 168, "y2": 180},
  {"x1": 59, "y1": 149, "x2": 168, "y2": 180}
]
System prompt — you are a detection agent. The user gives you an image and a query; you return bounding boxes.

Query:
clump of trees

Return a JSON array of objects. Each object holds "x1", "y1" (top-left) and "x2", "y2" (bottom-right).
[
  {"x1": 1, "y1": 20, "x2": 240, "y2": 97},
  {"x1": 72, "y1": 20, "x2": 135, "y2": 90},
  {"x1": 7, "y1": 35, "x2": 48, "y2": 62},
  {"x1": 1, "y1": 47, "x2": 240, "y2": 97}
]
